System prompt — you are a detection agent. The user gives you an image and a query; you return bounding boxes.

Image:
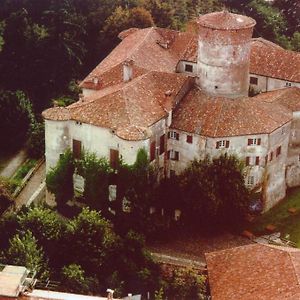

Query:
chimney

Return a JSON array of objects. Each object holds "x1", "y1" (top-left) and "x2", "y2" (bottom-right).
[{"x1": 123, "y1": 59, "x2": 134, "y2": 82}]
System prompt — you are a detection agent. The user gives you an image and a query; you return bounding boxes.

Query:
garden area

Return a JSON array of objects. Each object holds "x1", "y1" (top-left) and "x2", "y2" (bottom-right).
[{"x1": 249, "y1": 187, "x2": 300, "y2": 247}]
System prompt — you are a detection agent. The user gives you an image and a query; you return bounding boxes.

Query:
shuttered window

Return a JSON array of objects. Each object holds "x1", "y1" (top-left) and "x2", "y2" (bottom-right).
[
  {"x1": 167, "y1": 150, "x2": 179, "y2": 161},
  {"x1": 216, "y1": 140, "x2": 229, "y2": 149},
  {"x1": 246, "y1": 156, "x2": 250, "y2": 166},
  {"x1": 186, "y1": 135, "x2": 193, "y2": 144},
  {"x1": 150, "y1": 141, "x2": 156, "y2": 161},
  {"x1": 72, "y1": 139, "x2": 82, "y2": 159},
  {"x1": 276, "y1": 146, "x2": 281, "y2": 157},
  {"x1": 255, "y1": 156, "x2": 260, "y2": 166},
  {"x1": 110, "y1": 149, "x2": 119, "y2": 169},
  {"x1": 248, "y1": 138, "x2": 261, "y2": 146},
  {"x1": 168, "y1": 131, "x2": 179, "y2": 140},
  {"x1": 160, "y1": 135, "x2": 165, "y2": 155}
]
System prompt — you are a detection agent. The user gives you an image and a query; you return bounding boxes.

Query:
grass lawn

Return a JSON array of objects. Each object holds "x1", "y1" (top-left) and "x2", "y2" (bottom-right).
[{"x1": 250, "y1": 187, "x2": 300, "y2": 247}]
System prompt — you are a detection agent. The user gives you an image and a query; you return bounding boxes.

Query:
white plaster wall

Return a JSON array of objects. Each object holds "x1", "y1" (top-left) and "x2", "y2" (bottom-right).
[
  {"x1": 45, "y1": 120, "x2": 150, "y2": 172},
  {"x1": 45, "y1": 120, "x2": 71, "y2": 172},
  {"x1": 166, "y1": 122, "x2": 291, "y2": 210},
  {"x1": 249, "y1": 74, "x2": 300, "y2": 92},
  {"x1": 82, "y1": 88, "x2": 97, "y2": 97}
]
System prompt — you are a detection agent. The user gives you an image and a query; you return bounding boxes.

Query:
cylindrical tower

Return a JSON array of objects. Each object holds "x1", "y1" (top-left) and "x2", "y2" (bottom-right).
[{"x1": 197, "y1": 11, "x2": 256, "y2": 98}]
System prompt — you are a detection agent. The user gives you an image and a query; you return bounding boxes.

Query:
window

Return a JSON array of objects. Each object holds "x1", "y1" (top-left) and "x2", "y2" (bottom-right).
[
  {"x1": 150, "y1": 141, "x2": 156, "y2": 161},
  {"x1": 255, "y1": 156, "x2": 260, "y2": 166},
  {"x1": 75, "y1": 121, "x2": 82, "y2": 125},
  {"x1": 216, "y1": 140, "x2": 229, "y2": 149},
  {"x1": 159, "y1": 134, "x2": 165, "y2": 155},
  {"x1": 72, "y1": 139, "x2": 82, "y2": 159},
  {"x1": 168, "y1": 131, "x2": 179, "y2": 140},
  {"x1": 270, "y1": 151, "x2": 273, "y2": 161},
  {"x1": 286, "y1": 82, "x2": 292, "y2": 87},
  {"x1": 276, "y1": 146, "x2": 281, "y2": 157},
  {"x1": 248, "y1": 138, "x2": 261, "y2": 146},
  {"x1": 247, "y1": 176, "x2": 255, "y2": 186},
  {"x1": 185, "y1": 64, "x2": 193, "y2": 73},
  {"x1": 110, "y1": 149, "x2": 119, "y2": 169},
  {"x1": 186, "y1": 135, "x2": 193, "y2": 144},
  {"x1": 167, "y1": 150, "x2": 179, "y2": 161},
  {"x1": 250, "y1": 76, "x2": 258, "y2": 85},
  {"x1": 265, "y1": 155, "x2": 268, "y2": 166},
  {"x1": 246, "y1": 156, "x2": 250, "y2": 166}
]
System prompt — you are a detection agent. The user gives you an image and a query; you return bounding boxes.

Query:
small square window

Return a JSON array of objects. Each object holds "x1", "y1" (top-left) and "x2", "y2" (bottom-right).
[
  {"x1": 167, "y1": 150, "x2": 179, "y2": 161},
  {"x1": 168, "y1": 131, "x2": 179, "y2": 140},
  {"x1": 186, "y1": 135, "x2": 193, "y2": 144},
  {"x1": 185, "y1": 64, "x2": 193, "y2": 73},
  {"x1": 250, "y1": 76, "x2": 258, "y2": 85},
  {"x1": 216, "y1": 140, "x2": 229, "y2": 149},
  {"x1": 286, "y1": 82, "x2": 292, "y2": 87}
]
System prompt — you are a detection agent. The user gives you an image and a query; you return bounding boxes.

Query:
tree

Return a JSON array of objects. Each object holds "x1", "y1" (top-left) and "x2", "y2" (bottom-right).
[
  {"x1": 17, "y1": 206, "x2": 67, "y2": 267},
  {"x1": 180, "y1": 155, "x2": 250, "y2": 229},
  {"x1": 46, "y1": 149, "x2": 74, "y2": 206},
  {"x1": 0, "y1": 177, "x2": 13, "y2": 214},
  {"x1": 0, "y1": 90, "x2": 33, "y2": 154},
  {"x1": 5, "y1": 230, "x2": 48, "y2": 277},
  {"x1": 27, "y1": 121, "x2": 45, "y2": 158},
  {"x1": 76, "y1": 152, "x2": 111, "y2": 212}
]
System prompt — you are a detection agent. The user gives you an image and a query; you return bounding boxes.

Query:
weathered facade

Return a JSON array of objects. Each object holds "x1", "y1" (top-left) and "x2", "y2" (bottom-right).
[{"x1": 43, "y1": 11, "x2": 300, "y2": 211}]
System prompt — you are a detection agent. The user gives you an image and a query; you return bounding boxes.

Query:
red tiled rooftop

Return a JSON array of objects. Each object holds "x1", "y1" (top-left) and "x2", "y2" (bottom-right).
[
  {"x1": 171, "y1": 87, "x2": 292, "y2": 137},
  {"x1": 250, "y1": 38, "x2": 300, "y2": 82},
  {"x1": 206, "y1": 243, "x2": 300, "y2": 300},
  {"x1": 197, "y1": 11, "x2": 256, "y2": 30},
  {"x1": 254, "y1": 87, "x2": 300, "y2": 112},
  {"x1": 43, "y1": 71, "x2": 188, "y2": 140}
]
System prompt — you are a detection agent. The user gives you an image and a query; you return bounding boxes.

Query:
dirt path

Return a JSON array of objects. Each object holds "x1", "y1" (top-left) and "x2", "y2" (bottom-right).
[
  {"x1": 0, "y1": 149, "x2": 27, "y2": 178},
  {"x1": 15, "y1": 162, "x2": 46, "y2": 209}
]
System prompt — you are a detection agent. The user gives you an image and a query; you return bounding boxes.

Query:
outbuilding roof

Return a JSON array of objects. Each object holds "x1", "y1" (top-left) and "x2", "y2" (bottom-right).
[
  {"x1": 206, "y1": 243, "x2": 300, "y2": 300},
  {"x1": 171, "y1": 87, "x2": 292, "y2": 137}
]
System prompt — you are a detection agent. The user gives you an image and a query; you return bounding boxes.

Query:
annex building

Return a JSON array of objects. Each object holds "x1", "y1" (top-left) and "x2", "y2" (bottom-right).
[{"x1": 43, "y1": 11, "x2": 300, "y2": 211}]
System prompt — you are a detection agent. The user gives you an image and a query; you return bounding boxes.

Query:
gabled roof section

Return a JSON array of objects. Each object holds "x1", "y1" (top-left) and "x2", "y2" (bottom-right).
[
  {"x1": 171, "y1": 87, "x2": 292, "y2": 137},
  {"x1": 43, "y1": 72, "x2": 188, "y2": 141},
  {"x1": 206, "y1": 243, "x2": 300, "y2": 300},
  {"x1": 250, "y1": 38, "x2": 300, "y2": 82},
  {"x1": 80, "y1": 27, "x2": 189, "y2": 90},
  {"x1": 254, "y1": 87, "x2": 300, "y2": 112}
]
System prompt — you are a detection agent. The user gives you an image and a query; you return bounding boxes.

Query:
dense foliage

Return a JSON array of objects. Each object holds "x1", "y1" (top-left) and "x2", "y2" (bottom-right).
[{"x1": 0, "y1": 206, "x2": 165, "y2": 297}]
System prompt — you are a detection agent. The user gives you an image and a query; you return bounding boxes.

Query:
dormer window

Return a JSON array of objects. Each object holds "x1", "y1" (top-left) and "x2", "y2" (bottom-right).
[{"x1": 185, "y1": 64, "x2": 193, "y2": 73}]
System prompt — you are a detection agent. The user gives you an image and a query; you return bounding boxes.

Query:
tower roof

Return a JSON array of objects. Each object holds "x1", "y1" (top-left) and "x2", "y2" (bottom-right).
[{"x1": 197, "y1": 11, "x2": 256, "y2": 30}]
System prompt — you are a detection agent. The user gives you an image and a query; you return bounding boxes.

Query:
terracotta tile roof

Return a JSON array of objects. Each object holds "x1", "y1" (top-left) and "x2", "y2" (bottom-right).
[
  {"x1": 250, "y1": 38, "x2": 300, "y2": 82},
  {"x1": 254, "y1": 87, "x2": 300, "y2": 112},
  {"x1": 43, "y1": 72, "x2": 188, "y2": 141},
  {"x1": 80, "y1": 27, "x2": 188, "y2": 90},
  {"x1": 205, "y1": 243, "x2": 300, "y2": 300},
  {"x1": 171, "y1": 87, "x2": 292, "y2": 137},
  {"x1": 197, "y1": 11, "x2": 256, "y2": 30}
]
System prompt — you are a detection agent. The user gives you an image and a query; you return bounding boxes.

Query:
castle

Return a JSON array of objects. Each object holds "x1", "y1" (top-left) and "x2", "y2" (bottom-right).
[{"x1": 43, "y1": 11, "x2": 300, "y2": 211}]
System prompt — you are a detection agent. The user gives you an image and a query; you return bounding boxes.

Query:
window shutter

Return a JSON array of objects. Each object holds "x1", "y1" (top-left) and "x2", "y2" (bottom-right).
[
  {"x1": 255, "y1": 156, "x2": 260, "y2": 166},
  {"x1": 167, "y1": 151, "x2": 170, "y2": 160},
  {"x1": 226, "y1": 140, "x2": 230, "y2": 148},
  {"x1": 72, "y1": 139, "x2": 82, "y2": 159},
  {"x1": 216, "y1": 141, "x2": 220, "y2": 149},
  {"x1": 186, "y1": 135, "x2": 193, "y2": 144},
  {"x1": 167, "y1": 132, "x2": 171, "y2": 139},
  {"x1": 160, "y1": 134, "x2": 165, "y2": 155},
  {"x1": 248, "y1": 139, "x2": 252, "y2": 146},
  {"x1": 150, "y1": 141, "x2": 156, "y2": 161},
  {"x1": 258, "y1": 138, "x2": 261, "y2": 145},
  {"x1": 175, "y1": 151, "x2": 179, "y2": 161},
  {"x1": 110, "y1": 149, "x2": 119, "y2": 169},
  {"x1": 265, "y1": 155, "x2": 268, "y2": 166},
  {"x1": 176, "y1": 133, "x2": 179, "y2": 140},
  {"x1": 246, "y1": 156, "x2": 250, "y2": 166}
]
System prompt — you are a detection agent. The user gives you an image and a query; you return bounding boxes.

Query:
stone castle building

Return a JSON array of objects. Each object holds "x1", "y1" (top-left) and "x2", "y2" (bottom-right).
[{"x1": 43, "y1": 11, "x2": 300, "y2": 211}]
